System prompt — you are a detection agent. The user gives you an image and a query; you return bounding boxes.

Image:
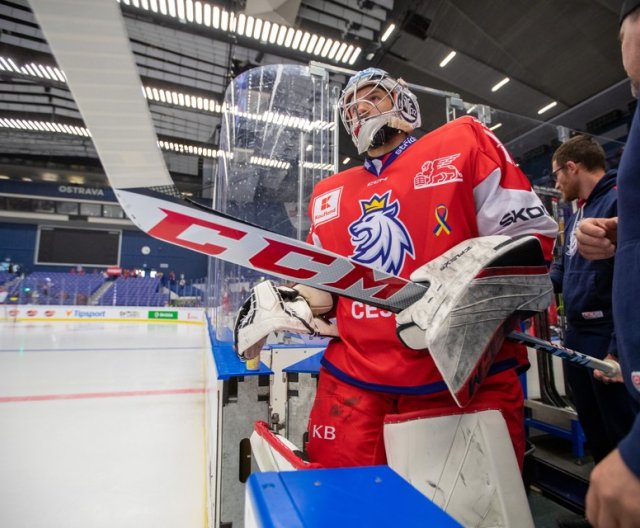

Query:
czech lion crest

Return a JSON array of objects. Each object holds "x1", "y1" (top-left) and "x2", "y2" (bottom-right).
[{"x1": 349, "y1": 191, "x2": 414, "y2": 275}]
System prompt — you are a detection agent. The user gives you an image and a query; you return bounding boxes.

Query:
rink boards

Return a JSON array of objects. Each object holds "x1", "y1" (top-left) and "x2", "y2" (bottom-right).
[{"x1": 0, "y1": 304, "x2": 205, "y2": 324}]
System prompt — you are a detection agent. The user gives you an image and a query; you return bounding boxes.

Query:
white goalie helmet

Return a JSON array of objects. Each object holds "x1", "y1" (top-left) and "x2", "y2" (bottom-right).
[{"x1": 338, "y1": 68, "x2": 421, "y2": 154}]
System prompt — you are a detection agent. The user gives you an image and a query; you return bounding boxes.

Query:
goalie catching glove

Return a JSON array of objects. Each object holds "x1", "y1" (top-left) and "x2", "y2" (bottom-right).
[{"x1": 234, "y1": 281, "x2": 338, "y2": 361}]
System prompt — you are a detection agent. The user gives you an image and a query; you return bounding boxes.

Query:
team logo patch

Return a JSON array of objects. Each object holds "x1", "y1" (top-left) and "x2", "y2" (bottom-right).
[
  {"x1": 312, "y1": 188, "x2": 342, "y2": 226},
  {"x1": 632, "y1": 372, "x2": 640, "y2": 393},
  {"x1": 433, "y1": 204, "x2": 452, "y2": 236},
  {"x1": 348, "y1": 191, "x2": 414, "y2": 275},
  {"x1": 414, "y1": 153, "x2": 462, "y2": 189}
]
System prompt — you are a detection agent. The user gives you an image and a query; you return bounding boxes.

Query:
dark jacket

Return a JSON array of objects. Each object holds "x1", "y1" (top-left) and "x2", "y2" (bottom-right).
[
  {"x1": 614, "y1": 100, "x2": 640, "y2": 478},
  {"x1": 550, "y1": 170, "x2": 617, "y2": 333}
]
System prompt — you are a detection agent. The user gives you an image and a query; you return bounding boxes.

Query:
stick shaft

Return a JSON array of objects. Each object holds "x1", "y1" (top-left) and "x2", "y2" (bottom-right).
[{"x1": 508, "y1": 331, "x2": 620, "y2": 377}]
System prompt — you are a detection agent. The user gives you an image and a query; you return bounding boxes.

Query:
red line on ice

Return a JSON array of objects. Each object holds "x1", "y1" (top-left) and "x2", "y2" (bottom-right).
[{"x1": 0, "y1": 387, "x2": 206, "y2": 403}]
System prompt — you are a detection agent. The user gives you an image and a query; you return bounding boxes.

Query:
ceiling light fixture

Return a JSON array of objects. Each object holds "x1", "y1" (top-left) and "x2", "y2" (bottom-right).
[
  {"x1": 222, "y1": 108, "x2": 334, "y2": 132},
  {"x1": 0, "y1": 117, "x2": 90, "y2": 136},
  {"x1": 348, "y1": 48, "x2": 362, "y2": 65},
  {"x1": 537, "y1": 101, "x2": 558, "y2": 115},
  {"x1": 342, "y1": 157, "x2": 351, "y2": 165},
  {"x1": 2, "y1": 53, "x2": 227, "y2": 117},
  {"x1": 0, "y1": 114, "x2": 227, "y2": 159},
  {"x1": 117, "y1": 0, "x2": 361, "y2": 65},
  {"x1": 380, "y1": 23, "x2": 396, "y2": 43},
  {"x1": 68, "y1": 175, "x2": 85, "y2": 185},
  {"x1": 250, "y1": 156, "x2": 291, "y2": 170},
  {"x1": 439, "y1": 51, "x2": 456, "y2": 68},
  {"x1": 0, "y1": 55, "x2": 66, "y2": 82},
  {"x1": 491, "y1": 77, "x2": 510, "y2": 92},
  {"x1": 302, "y1": 161, "x2": 334, "y2": 171},
  {"x1": 144, "y1": 86, "x2": 222, "y2": 113},
  {"x1": 41, "y1": 172, "x2": 59, "y2": 182},
  {"x1": 489, "y1": 123, "x2": 502, "y2": 131},
  {"x1": 158, "y1": 140, "x2": 229, "y2": 158}
]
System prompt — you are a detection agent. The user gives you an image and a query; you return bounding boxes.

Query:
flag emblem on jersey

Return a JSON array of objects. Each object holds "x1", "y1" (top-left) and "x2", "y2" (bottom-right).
[
  {"x1": 348, "y1": 191, "x2": 414, "y2": 275},
  {"x1": 312, "y1": 187, "x2": 342, "y2": 226},
  {"x1": 433, "y1": 204, "x2": 452, "y2": 236},
  {"x1": 414, "y1": 153, "x2": 462, "y2": 189},
  {"x1": 364, "y1": 158, "x2": 384, "y2": 176}
]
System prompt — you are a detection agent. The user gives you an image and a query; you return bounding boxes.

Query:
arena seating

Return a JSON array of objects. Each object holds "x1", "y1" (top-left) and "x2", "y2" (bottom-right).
[
  {"x1": 0, "y1": 271, "x2": 16, "y2": 286},
  {"x1": 5, "y1": 271, "x2": 105, "y2": 305},
  {"x1": 1, "y1": 272, "x2": 185, "y2": 307},
  {"x1": 96, "y1": 276, "x2": 169, "y2": 307}
]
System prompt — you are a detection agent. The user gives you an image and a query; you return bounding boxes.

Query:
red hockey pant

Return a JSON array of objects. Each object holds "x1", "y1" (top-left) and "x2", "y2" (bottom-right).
[{"x1": 305, "y1": 367, "x2": 525, "y2": 469}]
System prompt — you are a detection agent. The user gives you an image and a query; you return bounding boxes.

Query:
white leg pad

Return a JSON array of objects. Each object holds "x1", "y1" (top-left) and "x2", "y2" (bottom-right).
[
  {"x1": 250, "y1": 420, "x2": 323, "y2": 472},
  {"x1": 384, "y1": 409, "x2": 533, "y2": 528}
]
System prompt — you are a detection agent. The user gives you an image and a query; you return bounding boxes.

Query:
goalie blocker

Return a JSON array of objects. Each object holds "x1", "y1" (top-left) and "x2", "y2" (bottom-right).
[{"x1": 396, "y1": 235, "x2": 553, "y2": 406}]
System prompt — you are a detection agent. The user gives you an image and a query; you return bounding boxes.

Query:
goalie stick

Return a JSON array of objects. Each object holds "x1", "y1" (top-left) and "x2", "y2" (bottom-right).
[
  {"x1": 30, "y1": 0, "x2": 616, "y2": 406},
  {"x1": 119, "y1": 191, "x2": 620, "y2": 379},
  {"x1": 118, "y1": 187, "x2": 428, "y2": 312},
  {"x1": 509, "y1": 331, "x2": 620, "y2": 378},
  {"x1": 29, "y1": 0, "x2": 427, "y2": 313}
]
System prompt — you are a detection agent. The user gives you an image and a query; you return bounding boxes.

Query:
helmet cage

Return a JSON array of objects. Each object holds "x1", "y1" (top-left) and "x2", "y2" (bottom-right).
[{"x1": 338, "y1": 68, "x2": 421, "y2": 149}]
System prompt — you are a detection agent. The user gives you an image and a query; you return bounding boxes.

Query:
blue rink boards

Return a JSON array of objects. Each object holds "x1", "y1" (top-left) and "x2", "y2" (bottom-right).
[{"x1": 246, "y1": 465, "x2": 461, "y2": 527}]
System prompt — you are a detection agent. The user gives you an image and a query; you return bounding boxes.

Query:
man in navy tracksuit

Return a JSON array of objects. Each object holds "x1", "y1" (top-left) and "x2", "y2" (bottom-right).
[
  {"x1": 577, "y1": 4, "x2": 640, "y2": 525},
  {"x1": 577, "y1": 0, "x2": 640, "y2": 528},
  {"x1": 550, "y1": 135, "x2": 637, "y2": 465}
]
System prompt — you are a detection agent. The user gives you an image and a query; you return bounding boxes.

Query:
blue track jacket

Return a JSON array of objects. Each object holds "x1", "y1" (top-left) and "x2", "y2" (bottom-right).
[
  {"x1": 614, "y1": 99, "x2": 640, "y2": 479},
  {"x1": 551, "y1": 171, "x2": 617, "y2": 344}
]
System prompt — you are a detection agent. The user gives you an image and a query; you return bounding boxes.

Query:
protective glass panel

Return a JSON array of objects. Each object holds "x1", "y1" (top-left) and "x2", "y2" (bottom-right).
[
  {"x1": 451, "y1": 101, "x2": 626, "y2": 252},
  {"x1": 207, "y1": 64, "x2": 337, "y2": 340},
  {"x1": 453, "y1": 103, "x2": 626, "y2": 188}
]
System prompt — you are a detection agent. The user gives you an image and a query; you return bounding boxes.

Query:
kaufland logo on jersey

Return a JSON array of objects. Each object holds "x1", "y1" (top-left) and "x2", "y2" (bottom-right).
[
  {"x1": 414, "y1": 153, "x2": 463, "y2": 189},
  {"x1": 312, "y1": 188, "x2": 342, "y2": 226},
  {"x1": 632, "y1": 371, "x2": 640, "y2": 393}
]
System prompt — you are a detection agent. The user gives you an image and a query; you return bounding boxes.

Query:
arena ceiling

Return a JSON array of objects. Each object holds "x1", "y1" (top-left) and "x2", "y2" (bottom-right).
[{"x1": 0, "y1": 0, "x2": 633, "y2": 193}]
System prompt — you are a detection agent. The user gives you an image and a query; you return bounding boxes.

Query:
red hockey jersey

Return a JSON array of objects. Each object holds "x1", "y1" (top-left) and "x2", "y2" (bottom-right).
[{"x1": 307, "y1": 116, "x2": 558, "y2": 393}]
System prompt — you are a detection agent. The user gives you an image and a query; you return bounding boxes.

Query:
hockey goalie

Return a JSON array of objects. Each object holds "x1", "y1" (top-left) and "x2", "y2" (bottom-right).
[
  {"x1": 238, "y1": 234, "x2": 553, "y2": 528},
  {"x1": 28, "y1": 0, "x2": 558, "y2": 523},
  {"x1": 235, "y1": 67, "x2": 557, "y2": 528}
]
